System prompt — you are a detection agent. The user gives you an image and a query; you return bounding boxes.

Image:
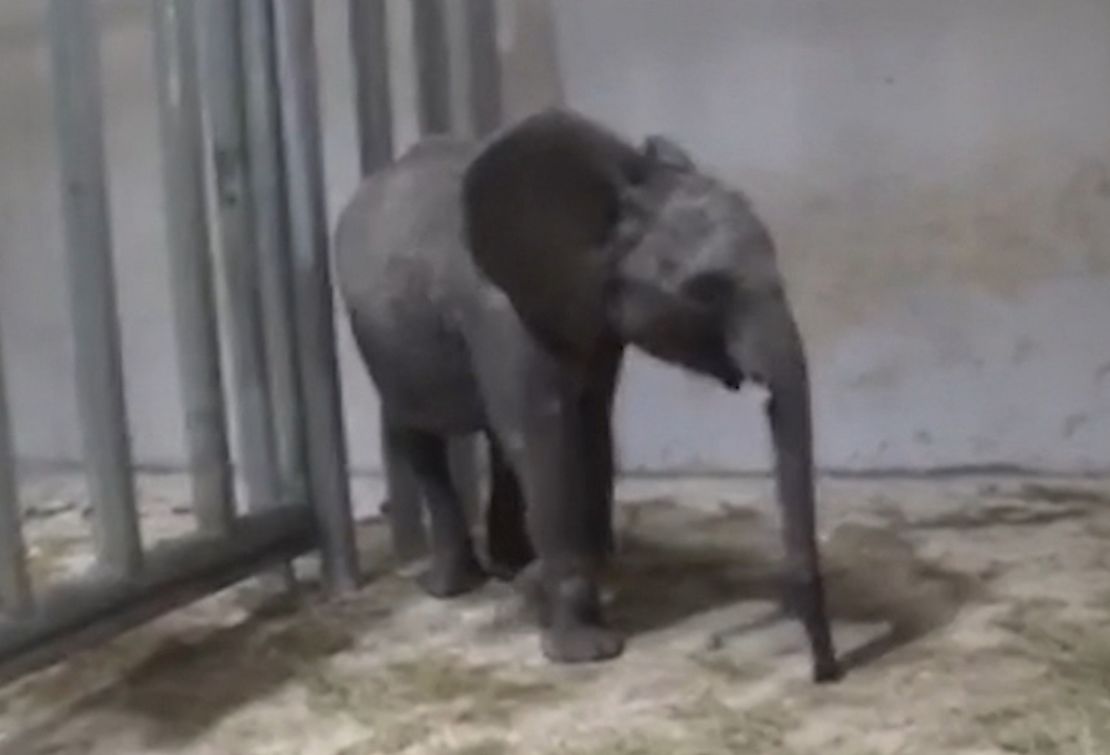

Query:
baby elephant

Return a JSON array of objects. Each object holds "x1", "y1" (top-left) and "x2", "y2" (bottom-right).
[{"x1": 333, "y1": 108, "x2": 841, "y2": 682}]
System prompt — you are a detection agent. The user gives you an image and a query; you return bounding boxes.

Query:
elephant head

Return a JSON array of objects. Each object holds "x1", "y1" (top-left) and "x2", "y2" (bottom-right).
[{"x1": 462, "y1": 108, "x2": 840, "y2": 682}]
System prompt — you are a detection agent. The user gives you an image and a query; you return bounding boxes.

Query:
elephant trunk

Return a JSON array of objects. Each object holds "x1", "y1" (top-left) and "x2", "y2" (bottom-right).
[{"x1": 730, "y1": 301, "x2": 841, "y2": 682}]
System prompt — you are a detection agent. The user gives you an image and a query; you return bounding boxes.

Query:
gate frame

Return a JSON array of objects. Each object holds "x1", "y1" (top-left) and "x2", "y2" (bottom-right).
[{"x1": 0, "y1": 0, "x2": 501, "y2": 685}]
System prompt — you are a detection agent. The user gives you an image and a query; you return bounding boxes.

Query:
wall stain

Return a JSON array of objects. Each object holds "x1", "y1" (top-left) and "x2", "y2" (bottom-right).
[{"x1": 1062, "y1": 413, "x2": 1089, "y2": 439}]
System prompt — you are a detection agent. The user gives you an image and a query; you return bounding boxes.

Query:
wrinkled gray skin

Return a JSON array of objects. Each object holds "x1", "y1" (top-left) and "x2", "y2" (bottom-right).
[{"x1": 333, "y1": 108, "x2": 840, "y2": 682}]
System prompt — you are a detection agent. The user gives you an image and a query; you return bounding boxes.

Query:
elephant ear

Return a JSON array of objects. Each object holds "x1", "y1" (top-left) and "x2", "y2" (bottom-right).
[{"x1": 462, "y1": 108, "x2": 650, "y2": 357}]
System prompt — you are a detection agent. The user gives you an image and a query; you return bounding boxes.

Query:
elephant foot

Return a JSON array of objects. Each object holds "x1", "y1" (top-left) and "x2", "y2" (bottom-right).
[
  {"x1": 537, "y1": 567, "x2": 623, "y2": 663},
  {"x1": 541, "y1": 624, "x2": 625, "y2": 664},
  {"x1": 418, "y1": 548, "x2": 487, "y2": 598},
  {"x1": 781, "y1": 573, "x2": 842, "y2": 684},
  {"x1": 813, "y1": 656, "x2": 843, "y2": 684}
]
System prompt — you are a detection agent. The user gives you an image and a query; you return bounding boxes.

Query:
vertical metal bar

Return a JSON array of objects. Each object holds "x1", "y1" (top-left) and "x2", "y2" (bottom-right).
[
  {"x1": 241, "y1": 0, "x2": 309, "y2": 512},
  {"x1": 198, "y1": 0, "x2": 281, "y2": 516},
  {"x1": 413, "y1": 0, "x2": 486, "y2": 522},
  {"x1": 349, "y1": 0, "x2": 394, "y2": 174},
  {"x1": 348, "y1": 0, "x2": 429, "y2": 556},
  {"x1": 411, "y1": 0, "x2": 452, "y2": 135},
  {"x1": 442, "y1": 1, "x2": 474, "y2": 135},
  {"x1": 0, "y1": 325, "x2": 31, "y2": 614},
  {"x1": 152, "y1": 0, "x2": 236, "y2": 536},
  {"x1": 464, "y1": 0, "x2": 503, "y2": 137},
  {"x1": 451, "y1": 0, "x2": 505, "y2": 522},
  {"x1": 203, "y1": 0, "x2": 296, "y2": 596},
  {"x1": 47, "y1": 0, "x2": 143, "y2": 576},
  {"x1": 273, "y1": 0, "x2": 360, "y2": 593}
]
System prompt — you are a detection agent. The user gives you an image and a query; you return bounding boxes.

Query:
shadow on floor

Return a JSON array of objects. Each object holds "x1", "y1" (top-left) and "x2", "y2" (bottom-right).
[
  {"x1": 602, "y1": 499, "x2": 983, "y2": 674},
  {"x1": 0, "y1": 589, "x2": 394, "y2": 754}
]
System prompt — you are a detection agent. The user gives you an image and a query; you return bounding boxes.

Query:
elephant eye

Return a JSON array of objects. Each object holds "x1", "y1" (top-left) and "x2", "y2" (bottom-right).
[{"x1": 681, "y1": 272, "x2": 733, "y2": 309}]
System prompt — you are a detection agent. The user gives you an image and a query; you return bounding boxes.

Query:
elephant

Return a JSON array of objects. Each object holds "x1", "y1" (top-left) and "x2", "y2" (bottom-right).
[{"x1": 333, "y1": 108, "x2": 841, "y2": 682}]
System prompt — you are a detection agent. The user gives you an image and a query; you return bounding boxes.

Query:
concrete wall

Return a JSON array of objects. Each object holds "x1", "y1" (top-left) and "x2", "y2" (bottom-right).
[
  {"x1": 551, "y1": 0, "x2": 1110, "y2": 474},
  {"x1": 1, "y1": 0, "x2": 1108, "y2": 475}
]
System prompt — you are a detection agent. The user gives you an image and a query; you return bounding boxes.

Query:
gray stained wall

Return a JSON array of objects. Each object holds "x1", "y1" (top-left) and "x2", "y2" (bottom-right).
[{"x1": 1, "y1": 0, "x2": 1108, "y2": 475}]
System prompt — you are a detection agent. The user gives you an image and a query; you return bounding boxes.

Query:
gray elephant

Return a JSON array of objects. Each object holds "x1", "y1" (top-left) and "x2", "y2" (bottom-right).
[{"x1": 333, "y1": 108, "x2": 841, "y2": 682}]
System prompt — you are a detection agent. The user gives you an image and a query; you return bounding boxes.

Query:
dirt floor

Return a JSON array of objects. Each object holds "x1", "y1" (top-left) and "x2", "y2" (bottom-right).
[{"x1": 2, "y1": 473, "x2": 1110, "y2": 755}]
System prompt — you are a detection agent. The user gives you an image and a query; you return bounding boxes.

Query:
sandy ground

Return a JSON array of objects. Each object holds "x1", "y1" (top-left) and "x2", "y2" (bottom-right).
[{"x1": 2, "y1": 473, "x2": 1110, "y2": 755}]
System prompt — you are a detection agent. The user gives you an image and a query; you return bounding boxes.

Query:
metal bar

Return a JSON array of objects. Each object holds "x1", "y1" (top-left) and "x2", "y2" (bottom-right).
[
  {"x1": 0, "y1": 505, "x2": 315, "y2": 685},
  {"x1": 456, "y1": 0, "x2": 506, "y2": 522},
  {"x1": 203, "y1": 0, "x2": 296, "y2": 596},
  {"x1": 152, "y1": 0, "x2": 236, "y2": 535},
  {"x1": 47, "y1": 0, "x2": 143, "y2": 576},
  {"x1": 0, "y1": 325, "x2": 31, "y2": 615},
  {"x1": 348, "y1": 0, "x2": 394, "y2": 173},
  {"x1": 442, "y1": 1, "x2": 472, "y2": 134},
  {"x1": 447, "y1": 1, "x2": 499, "y2": 522},
  {"x1": 464, "y1": 0, "x2": 503, "y2": 137},
  {"x1": 413, "y1": 0, "x2": 486, "y2": 523},
  {"x1": 273, "y1": 0, "x2": 360, "y2": 593},
  {"x1": 241, "y1": 0, "x2": 309, "y2": 512},
  {"x1": 198, "y1": 0, "x2": 281, "y2": 517},
  {"x1": 347, "y1": 0, "x2": 429, "y2": 554},
  {"x1": 411, "y1": 0, "x2": 452, "y2": 135}
]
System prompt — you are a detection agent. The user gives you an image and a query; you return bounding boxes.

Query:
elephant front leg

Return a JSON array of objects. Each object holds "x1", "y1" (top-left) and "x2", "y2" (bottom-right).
[
  {"x1": 580, "y1": 353, "x2": 621, "y2": 558},
  {"x1": 466, "y1": 294, "x2": 622, "y2": 663},
  {"x1": 510, "y1": 406, "x2": 624, "y2": 664},
  {"x1": 485, "y1": 432, "x2": 535, "y2": 580}
]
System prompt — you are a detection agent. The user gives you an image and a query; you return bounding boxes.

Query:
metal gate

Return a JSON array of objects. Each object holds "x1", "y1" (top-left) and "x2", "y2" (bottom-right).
[{"x1": 0, "y1": 0, "x2": 501, "y2": 684}]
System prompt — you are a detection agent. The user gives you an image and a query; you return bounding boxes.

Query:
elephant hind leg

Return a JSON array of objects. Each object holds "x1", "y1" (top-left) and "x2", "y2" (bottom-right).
[
  {"x1": 385, "y1": 424, "x2": 487, "y2": 598},
  {"x1": 380, "y1": 416, "x2": 428, "y2": 561},
  {"x1": 485, "y1": 431, "x2": 535, "y2": 580}
]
